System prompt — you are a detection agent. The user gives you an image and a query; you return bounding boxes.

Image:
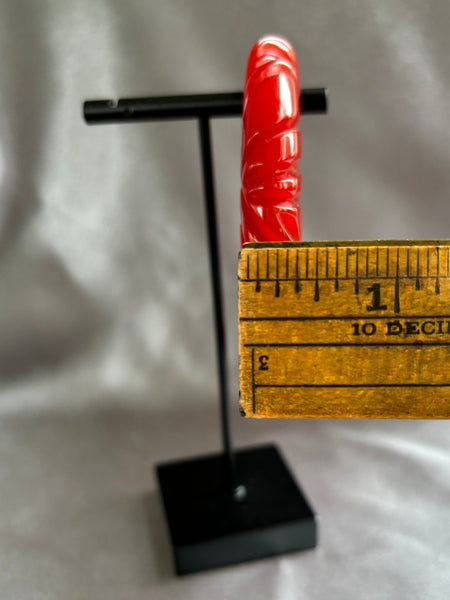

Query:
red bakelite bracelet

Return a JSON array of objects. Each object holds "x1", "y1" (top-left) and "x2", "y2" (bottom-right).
[{"x1": 240, "y1": 37, "x2": 302, "y2": 245}]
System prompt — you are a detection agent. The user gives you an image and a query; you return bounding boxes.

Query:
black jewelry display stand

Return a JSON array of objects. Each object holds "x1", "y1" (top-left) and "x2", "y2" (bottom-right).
[{"x1": 84, "y1": 88, "x2": 327, "y2": 575}]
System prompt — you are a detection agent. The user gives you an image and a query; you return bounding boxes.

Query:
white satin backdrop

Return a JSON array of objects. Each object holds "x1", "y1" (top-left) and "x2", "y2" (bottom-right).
[{"x1": 0, "y1": 1, "x2": 449, "y2": 598}]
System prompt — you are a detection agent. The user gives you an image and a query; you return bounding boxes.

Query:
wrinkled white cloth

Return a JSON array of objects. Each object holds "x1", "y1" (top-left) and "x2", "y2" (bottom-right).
[{"x1": 0, "y1": 1, "x2": 449, "y2": 598}]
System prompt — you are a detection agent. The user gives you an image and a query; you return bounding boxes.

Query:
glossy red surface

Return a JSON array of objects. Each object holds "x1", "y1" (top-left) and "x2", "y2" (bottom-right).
[{"x1": 240, "y1": 37, "x2": 302, "y2": 244}]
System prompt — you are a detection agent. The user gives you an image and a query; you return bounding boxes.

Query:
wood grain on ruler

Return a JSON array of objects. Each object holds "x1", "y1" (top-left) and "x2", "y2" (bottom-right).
[{"x1": 238, "y1": 241, "x2": 450, "y2": 418}]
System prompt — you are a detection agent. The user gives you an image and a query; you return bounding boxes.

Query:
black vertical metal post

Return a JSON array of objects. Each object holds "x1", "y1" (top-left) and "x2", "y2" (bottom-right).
[{"x1": 198, "y1": 116, "x2": 238, "y2": 493}]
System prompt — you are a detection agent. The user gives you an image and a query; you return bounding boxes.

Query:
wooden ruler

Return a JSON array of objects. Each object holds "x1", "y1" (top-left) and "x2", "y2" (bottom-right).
[{"x1": 238, "y1": 241, "x2": 450, "y2": 418}]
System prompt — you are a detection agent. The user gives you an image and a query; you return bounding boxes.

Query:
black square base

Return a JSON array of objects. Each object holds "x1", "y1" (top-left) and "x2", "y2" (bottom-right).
[{"x1": 156, "y1": 444, "x2": 317, "y2": 575}]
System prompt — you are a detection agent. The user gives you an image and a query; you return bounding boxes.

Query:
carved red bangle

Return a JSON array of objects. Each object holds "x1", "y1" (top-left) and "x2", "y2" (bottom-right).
[{"x1": 240, "y1": 36, "x2": 302, "y2": 245}]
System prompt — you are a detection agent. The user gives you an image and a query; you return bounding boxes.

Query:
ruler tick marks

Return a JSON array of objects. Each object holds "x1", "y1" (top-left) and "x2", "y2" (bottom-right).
[
  {"x1": 355, "y1": 248, "x2": 360, "y2": 295},
  {"x1": 326, "y1": 247, "x2": 329, "y2": 278},
  {"x1": 275, "y1": 249, "x2": 280, "y2": 297},
  {"x1": 266, "y1": 249, "x2": 270, "y2": 280},
  {"x1": 427, "y1": 247, "x2": 430, "y2": 277},
  {"x1": 285, "y1": 249, "x2": 289, "y2": 279},
  {"x1": 306, "y1": 248, "x2": 309, "y2": 280},
  {"x1": 295, "y1": 250, "x2": 300, "y2": 292},
  {"x1": 345, "y1": 248, "x2": 349, "y2": 278},
  {"x1": 406, "y1": 247, "x2": 410, "y2": 277},
  {"x1": 394, "y1": 247, "x2": 400, "y2": 313},
  {"x1": 376, "y1": 247, "x2": 379, "y2": 276},
  {"x1": 436, "y1": 247, "x2": 440, "y2": 295},
  {"x1": 416, "y1": 248, "x2": 420, "y2": 290},
  {"x1": 365, "y1": 248, "x2": 369, "y2": 277},
  {"x1": 386, "y1": 247, "x2": 389, "y2": 277},
  {"x1": 256, "y1": 252, "x2": 260, "y2": 292},
  {"x1": 314, "y1": 248, "x2": 320, "y2": 301},
  {"x1": 335, "y1": 247, "x2": 339, "y2": 291}
]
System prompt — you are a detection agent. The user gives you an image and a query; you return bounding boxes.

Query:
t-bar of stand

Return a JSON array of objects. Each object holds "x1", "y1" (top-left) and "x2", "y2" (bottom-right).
[
  {"x1": 83, "y1": 87, "x2": 327, "y2": 575},
  {"x1": 84, "y1": 88, "x2": 327, "y2": 122}
]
